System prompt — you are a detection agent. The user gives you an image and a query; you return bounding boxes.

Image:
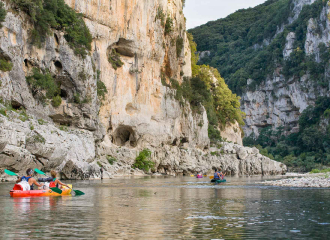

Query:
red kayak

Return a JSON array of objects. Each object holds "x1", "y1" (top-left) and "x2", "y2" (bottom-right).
[{"x1": 10, "y1": 184, "x2": 72, "y2": 197}]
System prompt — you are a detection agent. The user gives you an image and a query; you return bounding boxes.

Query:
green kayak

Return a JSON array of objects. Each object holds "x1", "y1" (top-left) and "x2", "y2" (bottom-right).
[{"x1": 211, "y1": 179, "x2": 226, "y2": 183}]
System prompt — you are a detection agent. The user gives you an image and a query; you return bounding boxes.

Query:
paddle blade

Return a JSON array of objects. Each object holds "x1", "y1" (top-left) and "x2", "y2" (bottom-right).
[
  {"x1": 209, "y1": 176, "x2": 214, "y2": 179},
  {"x1": 50, "y1": 187, "x2": 62, "y2": 194},
  {"x1": 34, "y1": 168, "x2": 47, "y2": 176},
  {"x1": 73, "y1": 189, "x2": 85, "y2": 196},
  {"x1": 4, "y1": 169, "x2": 18, "y2": 176}
]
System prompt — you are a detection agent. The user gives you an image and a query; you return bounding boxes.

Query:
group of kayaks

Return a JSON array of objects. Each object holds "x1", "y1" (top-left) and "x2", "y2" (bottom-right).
[{"x1": 5, "y1": 169, "x2": 84, "y2": 198}]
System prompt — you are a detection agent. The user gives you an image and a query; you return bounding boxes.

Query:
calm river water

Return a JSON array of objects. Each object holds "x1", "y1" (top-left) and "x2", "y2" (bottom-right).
[{"x1": 0, "y1": 176, "x2": 329, "y2": 239}]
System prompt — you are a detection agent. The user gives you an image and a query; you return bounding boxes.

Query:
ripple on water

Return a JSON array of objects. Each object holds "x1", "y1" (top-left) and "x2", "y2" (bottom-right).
[{"x1": 185, "y1": 216, "x2": 228, "y2": 220}]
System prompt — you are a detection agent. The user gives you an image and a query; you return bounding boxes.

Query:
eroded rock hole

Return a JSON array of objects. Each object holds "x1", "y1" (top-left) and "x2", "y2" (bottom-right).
[
  {"x1": 60, "y1": 89, "x2": 68, "y2": 99},
  {"x1": 11, "y1": 100, "x2": 23, "y2": 110},
  {"x1": 116, "y1": 38, "x2": 135, "y2": 57},
  {"x1": 171, "y1": 138, "x2": 178, "y2": 146},
  {"x1": 113, "y1": 125, "x2": 137, "y2": 147},
  {"x1": 54, "y1": 61, "x2": 62, "y2": 71},
  {"x1": 180, "y1": 137, "x2": 188, "y2": 144},
  {"x1": 108, "y1": 38, "x2": 135, "y2": 58},
  {"x1": 23, "y1": 59, "x2": 33, "y2": 70},
  {"x1": 54, "y1": 33, "x2": 59, "y2": 45}
]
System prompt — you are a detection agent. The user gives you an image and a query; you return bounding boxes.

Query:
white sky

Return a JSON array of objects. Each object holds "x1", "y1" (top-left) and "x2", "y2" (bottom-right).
[{"x1": 184, "y1": 0, "x2": 267, "y2": 29}]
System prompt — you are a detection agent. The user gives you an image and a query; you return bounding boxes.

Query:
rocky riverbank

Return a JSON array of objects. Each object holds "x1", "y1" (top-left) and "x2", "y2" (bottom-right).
[{"x1": 260, "y1": 173, "x2": 330, "y2": 188}]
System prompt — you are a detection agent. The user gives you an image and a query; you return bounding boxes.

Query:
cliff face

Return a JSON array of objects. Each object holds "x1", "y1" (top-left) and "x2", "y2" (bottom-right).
[
  {"x1": 241, "y1": 0, "x2": 330, "y2": 137},
  {"x1": 0, "y1": 0, "x2": 285, "y2": 179}
]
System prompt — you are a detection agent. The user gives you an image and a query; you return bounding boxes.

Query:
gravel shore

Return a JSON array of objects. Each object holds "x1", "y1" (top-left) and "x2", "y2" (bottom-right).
[{"x1": 260, "y1": 174, "x2": 330, "y2": 188}]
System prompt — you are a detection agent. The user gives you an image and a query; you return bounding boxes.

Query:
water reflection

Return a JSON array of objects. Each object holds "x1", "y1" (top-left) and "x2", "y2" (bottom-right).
[{"x1": 0, "y1": 176, "x2": 329, "y2": 239}]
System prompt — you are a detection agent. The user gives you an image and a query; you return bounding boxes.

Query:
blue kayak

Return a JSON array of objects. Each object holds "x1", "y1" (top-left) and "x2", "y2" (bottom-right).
[{"x1": 211, "y1": 179, "x2": 226, "y2": 183}]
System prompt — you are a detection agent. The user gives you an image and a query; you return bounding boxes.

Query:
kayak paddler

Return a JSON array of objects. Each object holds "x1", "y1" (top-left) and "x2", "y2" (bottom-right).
[
  {"x1": 49, "y1": 170, "x2": 70, "y2": 189},
  {"x1": 214, "y1": 169, "x2": 221, "y2": 180},
  {"x1": 38, "y1": 170, "x2": 70, "y2": 189},
  {"x1": 16, "y1": 168, "x2": 44, "y2": 190}
]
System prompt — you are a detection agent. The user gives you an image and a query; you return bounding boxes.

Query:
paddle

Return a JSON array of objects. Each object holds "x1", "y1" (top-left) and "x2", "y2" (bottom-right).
[
  {"x1": 50, "y1": 187, "x2": 62, "y2": 194},
  {"x1": 4, "y1": 169, "x2": 19, "y2": 177},
  {"x1": 35, "y1": 169, "x2": 85, "y2": 196},
  {"x1": 34, "y1": 168, "x2": 47, "y2": 176}
]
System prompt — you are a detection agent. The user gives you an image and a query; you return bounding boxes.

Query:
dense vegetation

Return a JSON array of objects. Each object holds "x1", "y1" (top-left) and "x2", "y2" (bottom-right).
[
  {"x1": 0, "y1": 57, "x2": 13, "y2": 72},
  {"x1": 0, "y1": 2, "x2": 6, "y2": 27},
  {"x1": 26, "y1": 68, "x2": 62, "y2": 107},
  {"x1": 13, "y1": 0, "x2": 92, "y2": 58},
  {"x1": 244, "y1": 97, "x2": 330, "y2": 171},
  {"x1": 189, "y1": 0, "x2": 329, "y2": 95},
  {"x1": 108, "y1": 49, "x2": 124, "y2": 70},
  {"x1": 132, "y1": 149, "x2": 155, "y2": 172},
  {"x1": 96, "y1": 70, "x2": 107, "y2": 100},
  {"x1": 163, "y1": 33, "x2": 245, "y2": 143}
]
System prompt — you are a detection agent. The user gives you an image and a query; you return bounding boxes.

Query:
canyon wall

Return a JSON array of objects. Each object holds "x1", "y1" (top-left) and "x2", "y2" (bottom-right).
[
  {"x1": 241, "y1": 0, "x2": 330, "y2": 137},
  {"x1": 0, "y1": 0, "x2": 286, "y2": 180}
]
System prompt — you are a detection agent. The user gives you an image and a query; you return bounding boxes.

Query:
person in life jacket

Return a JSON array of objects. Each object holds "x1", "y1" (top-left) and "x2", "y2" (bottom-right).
[
  {"x1": 214, "y1": 169, "x2": 225, "y2": 180},
  {"x1": 49, "y1": 170, "x2": 70, "y2": 189},
  {"x1": 16, "y1": 168, "x2": 44, "y2": 190}
]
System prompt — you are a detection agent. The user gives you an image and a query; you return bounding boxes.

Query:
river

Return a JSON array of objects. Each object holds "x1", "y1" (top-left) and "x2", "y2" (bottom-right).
[{"x1": 0, "y1": 176, "x2": 329, "y2": 239}]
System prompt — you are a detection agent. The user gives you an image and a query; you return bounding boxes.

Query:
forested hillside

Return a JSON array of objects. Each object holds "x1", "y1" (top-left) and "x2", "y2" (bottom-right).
[
  {"x1": 189, "y1": 0, "x2": 330, "y2": 171},
  {"x1": 189, "y1": 0, "x2": 328, "y2": 95}
]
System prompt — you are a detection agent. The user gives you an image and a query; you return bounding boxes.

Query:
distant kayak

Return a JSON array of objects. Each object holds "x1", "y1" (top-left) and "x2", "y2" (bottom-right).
[
  {"x1": 211, "y1": 179, "x2": 226, "y2": 183},
  {"x1": 10, "y1": 184, "x2": 72, "y2": 197},
  {"x1": 196, "y1": 175, "x2": 203, "y2": 178}
]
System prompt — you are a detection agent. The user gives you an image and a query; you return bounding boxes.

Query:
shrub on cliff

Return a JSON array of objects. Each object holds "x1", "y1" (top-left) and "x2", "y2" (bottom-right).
[
  {"x1": 96, "y1": 70, "x2": 107, "y2": 101},
  {"x1": 133, "y1": 149, "x2": 154, "y2": 172},
  {"x1": 176, "y1": 37, "x2": 184, "y2": 58},
  {"x1": 0, "y1": 2, "x2": 6, "y2": 28},
  {"x1": 0, "y1": 57, "x2": 13, "y2": 72},
  {"x1": 156, "y1": 7, "x2": 166, "y2": 25},
  {"x1": 13, "y1": 0, "x2": 92, "y2": 58},
  {"x1": 52, "y1": 95, "x2": 62, "y2": 107},
  {"x1": 165, "y1": 16, "x2": 173, "y2": 35},
  {"x1": 108, "y1": 49, "x2": 124, "y2": 70},
  {"x1": 26, "y1": 68, "x2": 60, "y2": 103}
]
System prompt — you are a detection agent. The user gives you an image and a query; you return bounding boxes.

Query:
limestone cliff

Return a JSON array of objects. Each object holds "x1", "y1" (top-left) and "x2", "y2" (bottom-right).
[
  {"x1": 0, "y1": 0, "x2": 285, "y2": 180},
  {"x1": 241, "y1": 0, "x2": 330, "y2": 137}
]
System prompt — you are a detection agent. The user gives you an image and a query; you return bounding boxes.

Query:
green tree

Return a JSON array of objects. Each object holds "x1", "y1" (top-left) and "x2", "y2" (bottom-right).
[
  {"x1": 13, "y1": 0, "x2": 92, "y2": 58},
  {"x1": 133, "y1": 149, "x2": 154, "y2": 172},
  {"x1": 0, "y1": 2, "x2": 6, "y2": 28}
]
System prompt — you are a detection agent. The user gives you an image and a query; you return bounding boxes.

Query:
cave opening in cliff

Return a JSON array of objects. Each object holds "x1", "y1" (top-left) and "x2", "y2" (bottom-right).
[
  {"x1": 113, "y1": 125, "x2": 137, "y2": 147},
  {"x1": 115, "y1": 38, "x2": 135, "y2": 57},
  {"x1": 60, "y1": 89, "x2": 68, "y2": 99},
  {"x1": 11, "y1": 100, "x2": 23, "y2": 110},
  {"x1": 54, "y1": 61, "x2": 63, "y2": 71}
]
